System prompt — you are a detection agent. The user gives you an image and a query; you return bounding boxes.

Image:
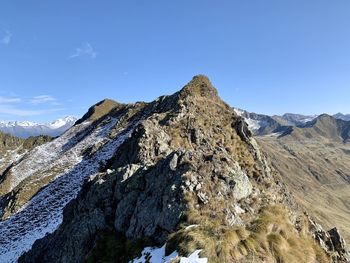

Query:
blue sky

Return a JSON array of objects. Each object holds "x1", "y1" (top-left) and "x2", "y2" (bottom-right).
[{"x1": 1, "y1": 1, "x2": 350, "y2": 121}]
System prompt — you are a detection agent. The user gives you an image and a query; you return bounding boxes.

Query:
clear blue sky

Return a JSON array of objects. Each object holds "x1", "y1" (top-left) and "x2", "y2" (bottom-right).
[{"x1": 1, "y1": 1, "x2": 350, "y2": 122}]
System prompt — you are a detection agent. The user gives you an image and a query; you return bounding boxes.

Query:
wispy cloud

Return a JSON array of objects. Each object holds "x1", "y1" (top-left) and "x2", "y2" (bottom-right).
[
  {"x1": 0, "y1": 96, "x2": 21, "y2": 104},
  {"x1": 30, "y1": 95, "x2": 56, "y2": 104},
  {"x1": 70, "y1": 42, "x2": 97, "y2": 59},
  {"x1": 0, "y1": 106, "x2": 63, "y2": 117},
  {"x1": 0, "y1": 94, "x2": 68, "y2": 119},
  {"x1": 1, "y1": 30, "x2": 12, "y2": 45}
]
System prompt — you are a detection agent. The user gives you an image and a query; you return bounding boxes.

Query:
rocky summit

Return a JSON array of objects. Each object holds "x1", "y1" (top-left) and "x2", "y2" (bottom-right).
[{"x1": 0, "y1": 76, "x2": 348, "y2": 263}]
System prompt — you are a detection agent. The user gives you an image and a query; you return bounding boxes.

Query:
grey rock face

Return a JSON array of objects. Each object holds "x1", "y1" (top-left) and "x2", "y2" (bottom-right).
[
  {"x1": 329, "y1": 228, "x2": 346, "y2": 252},
  {"x1": 229, "y1": 164, "x2": 252, "y2": 200},
  {"x1": 169, "y1": 153, "x2": 179, "y2": 171},
  {"x1": 308, "y1": 215, "x2": 350, "y2": 262},
  {"x1": 328, "y1": 228, "x2": 350, "y2": 262},
  {"x1": 113, "y1": 153, "x2": 185, "y2": 242},
  {"x1": 18, "y1": 172, "x2": 116, "y2": 263},
  {"x1": 232, "y1": 118, "x2": 252, "y2": 143}
]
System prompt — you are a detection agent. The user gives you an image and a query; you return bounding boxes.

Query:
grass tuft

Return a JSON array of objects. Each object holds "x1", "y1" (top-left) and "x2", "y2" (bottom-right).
[{"x1": 167, "y1": 205, "x2": 330, "y2": 263}]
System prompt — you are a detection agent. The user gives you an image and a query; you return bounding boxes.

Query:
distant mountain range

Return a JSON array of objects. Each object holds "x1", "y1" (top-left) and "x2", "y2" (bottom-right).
[
  {"x1": 2, "y1": 111, "x2": 348, "y2": 140},
  {"x1": 234, "y1": 109, "x2": 350, "y2": 137},
  {"x1": 333, "y1": 113, "x2": 350, "y2": 121},
  {"x1": 233, "y1": 106, "x2": 350, "y2": 248},
  {"x1": 255, "y1": 113, "x2": 350, "y2": 247},
  {"x1": 0, "y1": 116, "x2": 77, "y2": 138}
]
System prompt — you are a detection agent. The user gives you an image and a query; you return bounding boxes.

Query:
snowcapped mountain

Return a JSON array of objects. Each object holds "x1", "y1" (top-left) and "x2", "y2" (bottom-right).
[
  {"x1": 275, "y1": 113, "x2": 318, "y2": 126},
  {"x1": 234, "y1": 108, "x2": 350, "y2": 136},
  {"x1": 0, "y1": 116, "x2": 78, "y2": 138},
  {"x1": 333, "y1": 113, "x2": 350, "y2": 121},
  {"x1": 233, "y1": 108, "x2": 282, "y2": 135}
]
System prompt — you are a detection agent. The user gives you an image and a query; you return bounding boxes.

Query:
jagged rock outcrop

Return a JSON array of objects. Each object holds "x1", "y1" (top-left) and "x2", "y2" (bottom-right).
[
  {"x1": 307, "y1": 215, "x2": 350, "y2": 262},
  {"x1": 11, "y1": 76, "x2": 347, "y2": 263}
]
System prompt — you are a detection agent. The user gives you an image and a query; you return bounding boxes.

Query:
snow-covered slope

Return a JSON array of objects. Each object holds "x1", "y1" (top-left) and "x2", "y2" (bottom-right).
[
  {"x1": 0, "y1": 112, "x2": 141, "y2": 262},
  {"x1": 0, "y1": 116, "x2": 77, "y2": 138},
  {"x1": 233, "y1": 108, "x2": 282, "y2": 135},
  {"x1": 233, "y1": 108, "x2": 323, "y2": 136},
  {"x1": 278, "y1": 113, "x2": 318, "y2": 126}
]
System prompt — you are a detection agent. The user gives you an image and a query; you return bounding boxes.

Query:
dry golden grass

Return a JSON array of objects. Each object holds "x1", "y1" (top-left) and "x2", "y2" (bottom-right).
[
  {"x1": 76, "y1": 99, "x2": 121, "y2": 125},
  {"x1": 167, "y1": 205, "x2": 330, "y2": 263},
  {"x1": 167, "y1": 221, "x2": 248, "y2": 263}
]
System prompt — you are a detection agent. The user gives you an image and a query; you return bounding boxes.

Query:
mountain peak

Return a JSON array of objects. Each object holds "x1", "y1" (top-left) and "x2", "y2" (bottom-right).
[
  {"x1": 318, "y1": 113, "x2": 332, "y2": 118},
  {"x1": 48, "y1": 116, "x2": 77, "y2": 129},
  {"x1": 179, "y1": 75, "x2": 218, "y2": 100},
  {"x1": 315, "y1": 113, "x2": 335, "y2": 123},
  {"x1": 76, "y1": 99, "x2": 122, "y2": 124}
]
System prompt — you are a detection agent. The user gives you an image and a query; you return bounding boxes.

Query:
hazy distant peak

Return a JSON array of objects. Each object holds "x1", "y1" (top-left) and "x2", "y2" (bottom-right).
[
  {"x1": 48, "y1": 116, "x2": 77, "y2": 129},
  {"x1": 333, "y1": 112, "x2": 350, "y2": 121},
  {"x1": 0, "y1": 116, "x2": 78, "y2": 138}
]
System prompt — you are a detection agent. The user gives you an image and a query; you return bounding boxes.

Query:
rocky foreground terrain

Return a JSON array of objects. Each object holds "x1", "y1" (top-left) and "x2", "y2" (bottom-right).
[{"x1": 0, "y1": 76, "x2": 349, "y2": 262}]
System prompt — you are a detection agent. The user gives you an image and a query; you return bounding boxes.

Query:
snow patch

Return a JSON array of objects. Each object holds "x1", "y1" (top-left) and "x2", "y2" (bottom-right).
[
  {"x1": 130, "y1": 245, "x2": 207, "y2": 263},
  {"x1": 48, "y1": 116, "x2": 76, "y2": 129},
  {"x1": 185, "y1": 224, "x2": 199, "y2": 230},
  {"x1": 130, "y1": 245, "x2": 178, "y2": 263},
  {"x1": 245, "y1": 118, "x2": 261, "y2": 131},
  {"x1": 234, "y1": 204, "x2": 245, "y2": 214},
  {"x1": 300, "y1": 117, "x2": 317, "y2": 123},
  {"x1": 180, "y1": 250, "x2": 207, "y2": 263},
  {"x1": 233, "y1": 108, "x2": 245, "y2": 117},
  {"x1": 263, "y1": 132, "x2": 283, "y2": 138}
]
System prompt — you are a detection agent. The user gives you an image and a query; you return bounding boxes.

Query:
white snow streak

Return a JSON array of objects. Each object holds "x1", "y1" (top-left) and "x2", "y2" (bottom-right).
[
  {"x1": 130, "y1": 245, "x2": 207, "y2": 263},
  {"x1": 245, "y1": 118, "x2": 261, "y2": 131},
  {"x1": 180, "y1": 250, "x2": 207, "y2": 263},
  {"x1": 0, "y1": 117, "x2": 139, "y2": 262},
  {"x1": 130, "y1": 245, "x2": 178, "y2": 263}
]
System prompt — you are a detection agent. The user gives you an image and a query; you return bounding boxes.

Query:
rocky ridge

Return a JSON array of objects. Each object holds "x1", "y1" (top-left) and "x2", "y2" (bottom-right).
[{"x1": 0, "y1": 76, "x2": 345, "y2": 262}]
